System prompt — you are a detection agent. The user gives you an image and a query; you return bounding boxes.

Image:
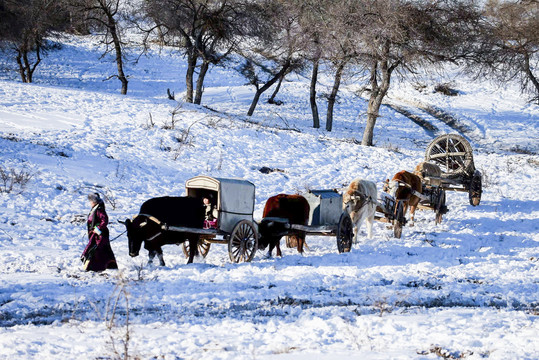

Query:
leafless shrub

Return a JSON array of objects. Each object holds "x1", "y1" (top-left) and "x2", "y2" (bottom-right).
[
  {"x1": 372, "y1": 298, "x2": 393, "y2": 317},
  {"x1": 434, "y1": 83, "x2": 459, "y2": 96},
  {"x1": 205, "y1": 116, "x2": 222, "y2": 129},
  {"x1": 0, "y1": 165, "x2": 32, "y2": 194},
  {"x1": 0, "y1": 228, "x2": 13, "y2": 242},
  {"x1": 114, "y1": 162, "x2": 126, "y2": 181},
  {"x1": 161, "y1": 102, "x2": 185, "y2": 130},
  {"x1": 89, "y1": 273, "x2": 140, "y2": 360},
  {"x1": 70, "y1": 214, "x2": 87, "y2": 224},
  {"x1": 172, "y1": 118, "x2": 203, "y2": 160},
  {"x1": 527, "y1": 158, "x2": 539, "y2": 167},
  {"x1": 159, "y1": 138, "x2": 171, "y2": 152},
  {"x1": 107, "y1": 278, "x2": 135, "y2": 359},
  {"x1": 381, "y1": 142, "x2": 401, "y2": 154},
  {"x1": 478, "y1": 167, "x2": 495, "y2": 188},
  {"x1": 143, "y1": 113, "x2": 155, "y2": 129},
  {"x1": 413, "y1": 82, "x2": 428, "y2": 93},
  {"x1": 216, "y1": 150, "x2": 224, "y2": 171},
  {"x1": 417, "y1": 346, "x2": 473, "y2": 359},
  {"x1": 505, "y1": 158, "x2": 518, "y2": 174}
]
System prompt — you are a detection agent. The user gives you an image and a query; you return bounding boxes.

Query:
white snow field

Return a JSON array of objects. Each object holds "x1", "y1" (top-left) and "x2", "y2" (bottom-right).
[{"x1": 0, "y1": 35, "x2": 538, "y2": 359}]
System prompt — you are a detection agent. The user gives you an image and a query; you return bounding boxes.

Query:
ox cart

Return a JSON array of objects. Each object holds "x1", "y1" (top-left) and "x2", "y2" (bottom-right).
[
  {"x1": 374, "y1": 191, "x2": 407, "y2": 238},
  {"x1": 260, "y1": 190, "x2": 355, "y2": 253},
  {"x1": 424, "y1": 134, "x2": 482, "y2": 206},
  {"x1": 168, "y1": 176, "x2": 259, "y2": 263}
]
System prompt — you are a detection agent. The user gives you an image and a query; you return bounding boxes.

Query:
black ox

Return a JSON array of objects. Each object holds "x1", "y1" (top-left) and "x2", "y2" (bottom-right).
[{"x1": 123, "y1": 196, "x2": 204, "y2": 266}]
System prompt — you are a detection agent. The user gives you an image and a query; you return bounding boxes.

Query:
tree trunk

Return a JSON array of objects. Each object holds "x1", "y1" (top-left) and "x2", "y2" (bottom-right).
[
  {"x1": 524, "y1": 52, "x2": 539, "y2": 103},
  {"x1": 247, "y1": 61, "x2": 291, "y2": 116},
  {"x1": 108, "y1": 20, "x2": 128, "y2": 95},
  {"x1": 23, "y1": 50, "x2": 32, "y2": 83},
  {"x1": 268, "y1": 72, "x2": 285, "y2": 104},
  {"x1": 28, "y1": 40, "x2": 42, "y2": 84},
  {"x1": 16, "y1": 39, "x2": 42, "y2": 84},
  {"x1": 310, "y1": 57, "x2": 320, "y2": 129},
  {"x1": 16, "y1": 51, "x2": 28, "y2": 83},
  {"x1": 194, "y1": 59, "x2": 210, "y2": 105},
  {"x1": 361, "y1": 58, "x2": 393, "y2": 146},
  {"x1": 185, "y1": 48, "x2": 197, "y2": 103},
  {"x1": 156, "y1": 25, "x2": 166, "y2": 47},
  {"x1": 326, "y1": 61, "x2": 345, "y2": 132}
]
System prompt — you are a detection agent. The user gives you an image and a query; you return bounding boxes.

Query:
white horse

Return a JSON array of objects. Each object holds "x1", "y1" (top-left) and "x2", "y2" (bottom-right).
[{"x1": 343, "y1": 178, "x2": 378, "y2": 242}]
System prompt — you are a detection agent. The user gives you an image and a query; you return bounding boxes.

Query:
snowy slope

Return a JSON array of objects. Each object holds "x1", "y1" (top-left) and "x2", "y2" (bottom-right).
[{"x1": 0, "y1": 34, "x2": 538, "y2": 359}]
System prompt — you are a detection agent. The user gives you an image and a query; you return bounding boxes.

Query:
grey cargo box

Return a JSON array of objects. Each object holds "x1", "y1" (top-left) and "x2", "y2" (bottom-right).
[{"x1": 303, "y1": 189, "x2": 343, "y2": 226}]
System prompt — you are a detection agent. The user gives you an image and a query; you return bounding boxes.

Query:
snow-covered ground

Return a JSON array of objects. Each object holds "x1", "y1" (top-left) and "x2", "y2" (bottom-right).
[{"x1": 0, "y1": 35, "x2": 538, "y2": 359}]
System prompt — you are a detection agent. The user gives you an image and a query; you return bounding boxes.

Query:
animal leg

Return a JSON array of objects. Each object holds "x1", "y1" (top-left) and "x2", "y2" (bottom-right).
[
  {"x1": 352, "y1": 225, "x2": 358, "y2": 244},
  {"x1": 276, "y1": 241, "x2": 282, "y2": 257},
  {"x1": 267, "y1": 239, "x2": 275, "y2": 258},
  {"x1": 401, "y1": 201, "x2": 412, "y2": 226},
  {"x1": 186, "y1": 238, "x2": 197, "y2": 264},
  {"x1": 154, "y1": 248, "x2": 165, "y2": 266},
  {"x1": 157, "y1": 252, "x2": 165, "y2": 266},
  {"x1": 366, "y1": 215, "x2": 374, "y2": 239},
  {"x1": 148, "y1": 250, "x2": 156, "y2": 265},
  {"x1": 296, "y1": 236, "x2": 305, "y2": 254}
]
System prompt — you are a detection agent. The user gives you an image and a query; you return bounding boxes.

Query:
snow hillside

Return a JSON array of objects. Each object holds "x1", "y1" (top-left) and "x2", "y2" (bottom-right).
[{"x1": 0, "y1": 34, "x2": 538, "y2": 359}]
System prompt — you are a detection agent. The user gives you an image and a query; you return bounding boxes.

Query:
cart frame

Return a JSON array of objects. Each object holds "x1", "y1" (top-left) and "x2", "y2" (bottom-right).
[{"x1": 170, "y1": 176, "x2": 259, "y2": 263}]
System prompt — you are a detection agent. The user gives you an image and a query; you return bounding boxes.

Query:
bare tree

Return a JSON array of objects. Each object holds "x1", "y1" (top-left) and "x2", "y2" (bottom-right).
[
  {"x1": 142, "y1": 0, "x2": 247, "y2": 104},
  {"x1": 302, "y1": 0, "x2": 357, "y2": 132},
  {"x1": 70, "y1": 0, "x2": 129, "y2": 94},
  {"x1": 296, "y1": 0, "x2": 326, "y2": 129},
  {"x1": 0, "y1": 0, "x2": 67, "y2": 83},
  {"x1": 352, "y1": 0, "x2": 482, "y2": 146},
  {"x1": 239, "y1": 0, "x2": 306, "y2": 116},
  {"x1": 470, "y1": 0, "x2": 539, "y2": 103}
]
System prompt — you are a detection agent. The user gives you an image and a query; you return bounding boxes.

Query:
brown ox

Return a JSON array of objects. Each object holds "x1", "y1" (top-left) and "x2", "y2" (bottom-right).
[
  {"x1": 258, "y1": 194, "x2": 310, "y2": 257},
  {"x1": 385, "y1": 170, "x2": 423, "y2": 223}
]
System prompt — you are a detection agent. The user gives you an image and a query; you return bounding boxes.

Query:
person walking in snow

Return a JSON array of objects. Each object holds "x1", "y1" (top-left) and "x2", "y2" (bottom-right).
[{"x1": 81, "y1": 193, "x2": 118, "y2": 271}]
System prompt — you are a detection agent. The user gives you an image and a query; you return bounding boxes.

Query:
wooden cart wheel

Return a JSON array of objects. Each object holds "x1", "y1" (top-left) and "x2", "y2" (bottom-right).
[
  {"x1": 425, "y1": 134, "x2": 475, "y2": 178},
  {"x1": 228, "y1": 220, "x2": 258, "y2": 263},
  {"x1": 393, "y1": 201, "x2": 405, "y2": 239},
  {"x1": 435, "y1": 189, "x2": 446, "y2": 225},
  {"x1": 182, "y1": 239, "x2": 211, "y2": 258},
  {"x1": 468, "y1": 172, "x2": 482, "y2": 206},
  {"x1": 336, "y1": 212, "x2": 353, "y2": 253}
]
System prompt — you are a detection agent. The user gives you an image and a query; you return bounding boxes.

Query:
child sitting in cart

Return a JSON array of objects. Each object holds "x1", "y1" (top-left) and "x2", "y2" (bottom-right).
[{"x1": 203, "y1": 196, "x2": 218, "y2": 229}]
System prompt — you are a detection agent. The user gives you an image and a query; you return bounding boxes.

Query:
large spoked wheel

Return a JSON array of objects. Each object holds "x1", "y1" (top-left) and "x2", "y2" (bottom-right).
[
  {"x1": 336, "y1": 212, "x2": 353, "y2": 253},
  {"x1": 182, "y1": 239, "x2": 211, "y2": 258},
  {"x1": 393, "y1": 201, "x2": 405, "y2": 239},
  {"x1": 425, "y1": 134, "x2": 475, "y2": 178},
  {"x1": 435, "y1": 189, "x2": 446, "y2": 225},
  {"x1": 228, "y1": 220, "x2": 258, "y2": 263},
  {"x1": 468, "y1": 172, "x2": 482, "y2": 206}
]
